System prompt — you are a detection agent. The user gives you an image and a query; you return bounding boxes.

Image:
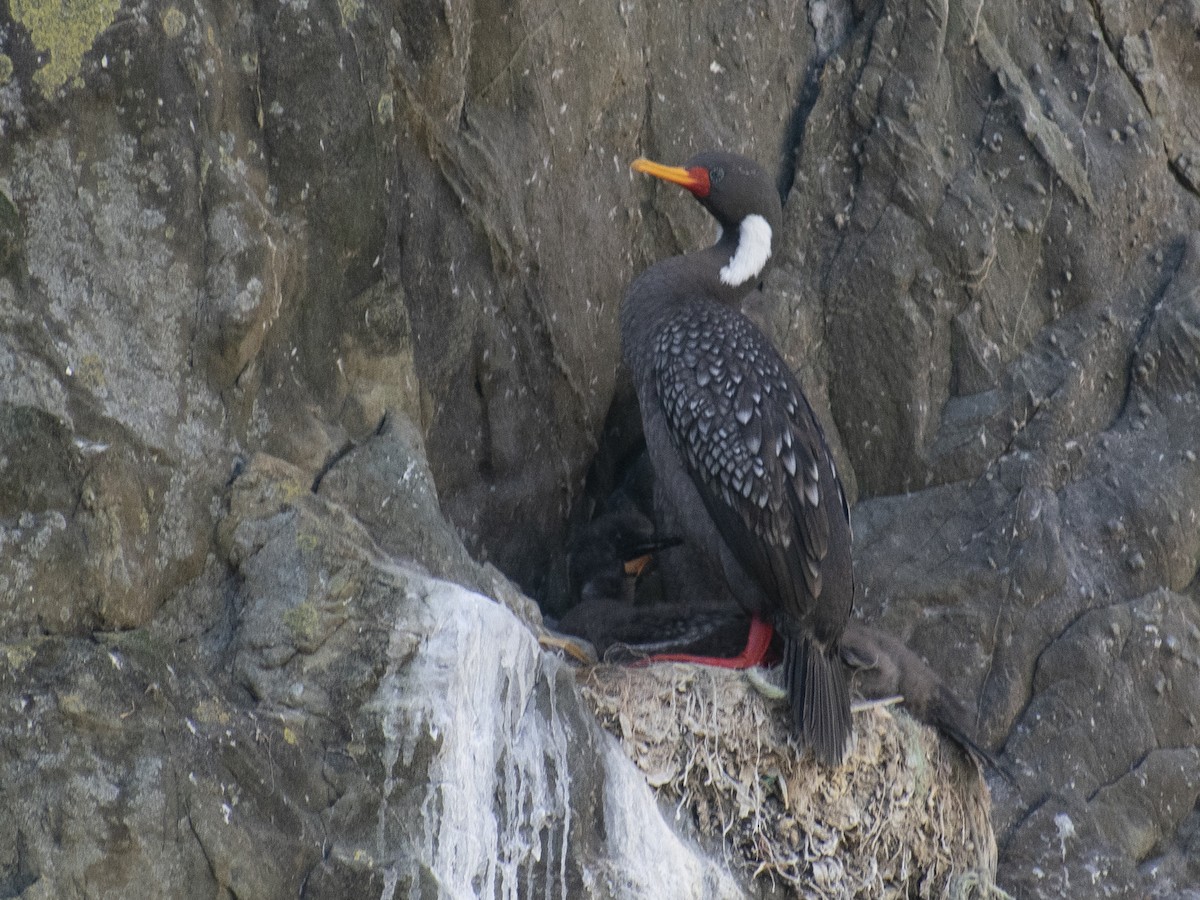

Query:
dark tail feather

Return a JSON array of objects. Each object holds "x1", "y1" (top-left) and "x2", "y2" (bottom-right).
[
  {"x1": 939, "y1": 722, "x2": 1018, "y2": 786},
  {"x1": 785, "y1": 635, "x2": 852, "y2": 766},
  {"x1": 927, "y1": 690, "x2": 1018, "y2": 785}
]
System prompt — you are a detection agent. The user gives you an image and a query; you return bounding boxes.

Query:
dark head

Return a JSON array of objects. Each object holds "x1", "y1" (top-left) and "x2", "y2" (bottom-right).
[
  {"x1": 567, "y1": 495, "x2": 681, "y2": 605},
  {"x1": 631, "y1": 150, "x2": 783, "y2": 290}
]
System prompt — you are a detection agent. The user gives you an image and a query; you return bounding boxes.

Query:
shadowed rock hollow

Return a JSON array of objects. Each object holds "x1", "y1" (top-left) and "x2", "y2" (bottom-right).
[{"x1": 1, "y1": 0, "x2": 1199, "y2": 896}]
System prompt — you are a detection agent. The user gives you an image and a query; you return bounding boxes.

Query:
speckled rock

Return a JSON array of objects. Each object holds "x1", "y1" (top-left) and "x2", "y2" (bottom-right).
[
  {"x1": 1, "y1": 0, "x2": 1199, "y2": 895},
  {"x1": 1, "y1": 455, "x2": 749, "y2": 898}
]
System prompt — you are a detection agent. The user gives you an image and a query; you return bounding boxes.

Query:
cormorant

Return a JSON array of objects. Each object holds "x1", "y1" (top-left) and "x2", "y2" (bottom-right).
[{"x1": 621, "y1": 150, "x2": 855, "y2": 765}]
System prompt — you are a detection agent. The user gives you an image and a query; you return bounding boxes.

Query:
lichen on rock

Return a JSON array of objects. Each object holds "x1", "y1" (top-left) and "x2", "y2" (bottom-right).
[{"x1": 10, "y1": 0, "x2": 121, "y2": 93}]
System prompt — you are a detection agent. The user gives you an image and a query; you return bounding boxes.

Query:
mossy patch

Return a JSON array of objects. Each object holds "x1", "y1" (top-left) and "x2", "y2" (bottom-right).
[
  {"x1": 75, "y1": 352, "x2": 107, "y2": 389},
  {"x1": 337, "y1": 0, "x2": 363, "y2": 26},
  {"x1": 193, "y1": 698, "x2": 232, "y2": 727},
  {"x1": 283, "y1": 601, "x2": 321, "y2": 647},
  {"x1": 11, "y1": 0, "x2": 122, "y2": 94},
  {"x1": 161, "y1": 6, "x2": 187, "y2": 39},
  {"x1": 0, "y1": 641, "x2": 40, "y2": 673}
]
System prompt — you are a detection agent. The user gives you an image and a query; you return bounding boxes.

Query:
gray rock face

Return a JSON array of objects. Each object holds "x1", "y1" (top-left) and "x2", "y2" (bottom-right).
[
  {"x1": 769, "y1": 4, "x2": 1200, "y2": 894},
  {"x1": 0, "y1": 0, "x2": 1198, "y2": 896},
  {"x1": 2, "y1": 455, "x2": 748, "y2": 898}
]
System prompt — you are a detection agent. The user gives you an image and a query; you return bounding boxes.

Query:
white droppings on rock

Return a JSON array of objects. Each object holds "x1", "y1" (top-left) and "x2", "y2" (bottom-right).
[
  {"x1": 597, "y1": 735, "x2": 744, "y2": 899},
  {"x1": 1054, "y1": 812, "x2": 1075, "y2": 861},
  {"x1": 376, "y1": 579, "x2": 543, "y2": 898},
  {"x1": 370, "y1": 575, "x2": 736, "y2": 899}
]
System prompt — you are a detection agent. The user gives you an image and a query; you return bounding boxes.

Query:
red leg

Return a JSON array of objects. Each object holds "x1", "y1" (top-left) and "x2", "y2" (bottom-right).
[{"x1": 640, "y1": 615, "x2": 774, "y2": 669}]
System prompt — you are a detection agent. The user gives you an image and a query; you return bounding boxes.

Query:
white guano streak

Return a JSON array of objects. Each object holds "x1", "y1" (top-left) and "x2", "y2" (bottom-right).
[{"x1": 719, "y1": 214, "x2": 772, "y2": 287}]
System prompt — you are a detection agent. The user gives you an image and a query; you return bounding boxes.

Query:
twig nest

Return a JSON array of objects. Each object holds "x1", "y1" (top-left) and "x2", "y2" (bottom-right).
[{"x1": 581, "y1": 662, "x2": 1004, "y2": 898}]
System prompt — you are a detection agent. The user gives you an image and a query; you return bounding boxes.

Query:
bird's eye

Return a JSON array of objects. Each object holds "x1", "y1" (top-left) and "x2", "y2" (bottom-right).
[{"x1": 710, "y1": 167, "x2": 725, "y2": 183}]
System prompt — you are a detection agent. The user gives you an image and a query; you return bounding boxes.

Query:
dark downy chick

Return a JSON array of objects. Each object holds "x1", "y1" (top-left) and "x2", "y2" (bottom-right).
[{"x1": 841, "y1": 621, "x2": 1010, "y2": 779}]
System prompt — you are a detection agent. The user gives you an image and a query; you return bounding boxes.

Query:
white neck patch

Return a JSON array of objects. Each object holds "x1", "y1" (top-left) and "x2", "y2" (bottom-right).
[{"x1": 719, "y1": 214, "x2": 772, "y2": 287}]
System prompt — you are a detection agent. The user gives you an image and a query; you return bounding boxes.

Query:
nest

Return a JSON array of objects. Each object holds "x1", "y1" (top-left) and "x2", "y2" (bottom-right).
[{"x1": 580, "y1": 663, "x2": 1005, "y2": 898}]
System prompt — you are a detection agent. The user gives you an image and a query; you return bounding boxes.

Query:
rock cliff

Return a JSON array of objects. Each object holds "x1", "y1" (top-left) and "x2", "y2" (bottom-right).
[{"x1": 1, "y1": 0, "x2": 1199, "y2": 896}]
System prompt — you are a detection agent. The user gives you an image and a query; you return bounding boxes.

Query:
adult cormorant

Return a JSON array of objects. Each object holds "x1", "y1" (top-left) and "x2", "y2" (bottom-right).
[{"x1": 621, "y1": 150, "x2": 855, "y2": 765}]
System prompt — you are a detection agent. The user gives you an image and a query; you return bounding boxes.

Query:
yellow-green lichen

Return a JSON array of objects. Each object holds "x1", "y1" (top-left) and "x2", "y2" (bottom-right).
[
  {"x1": 337, "y1": 0, "x2": 363, "y2": 26},
  {"x1": 283, "y1": 601, "x2": 321, "y2": 646},
  {"x1": 1, "y1": 641, "x2": 39, "y2": 673},
  {"x1": 0, "y1": 53, "x2": 13, "y2": 85},
  {"x1": 56, "y1": 691, "x2": 88, "y2": 718},
  {"x1": 75, "y1": 352, "x2": 106, "y2": 389},
  {"x1": 11, "y1": 0, "x2": 122, "y2": 94},
  {"x1": 376, "y1": 92, "x2": 394, "y2": 125},
  {"x1": 161, "y1": 6, "x2": 187, "y2": 39},
  {"x1": 325, "y1": 568, "x2": 359, "y2": 602},
  {"x1": 193, "y1": 698, "x2": 232, "y2": 727},
  {"x1": 265, "y1": 471, "x2": 306, "y2": 506}
]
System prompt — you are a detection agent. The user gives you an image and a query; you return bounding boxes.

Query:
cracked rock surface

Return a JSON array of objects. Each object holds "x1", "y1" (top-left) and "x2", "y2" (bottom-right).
[{"x1": 1, "y1": 0, "x2": 1199, "y2": 896}]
